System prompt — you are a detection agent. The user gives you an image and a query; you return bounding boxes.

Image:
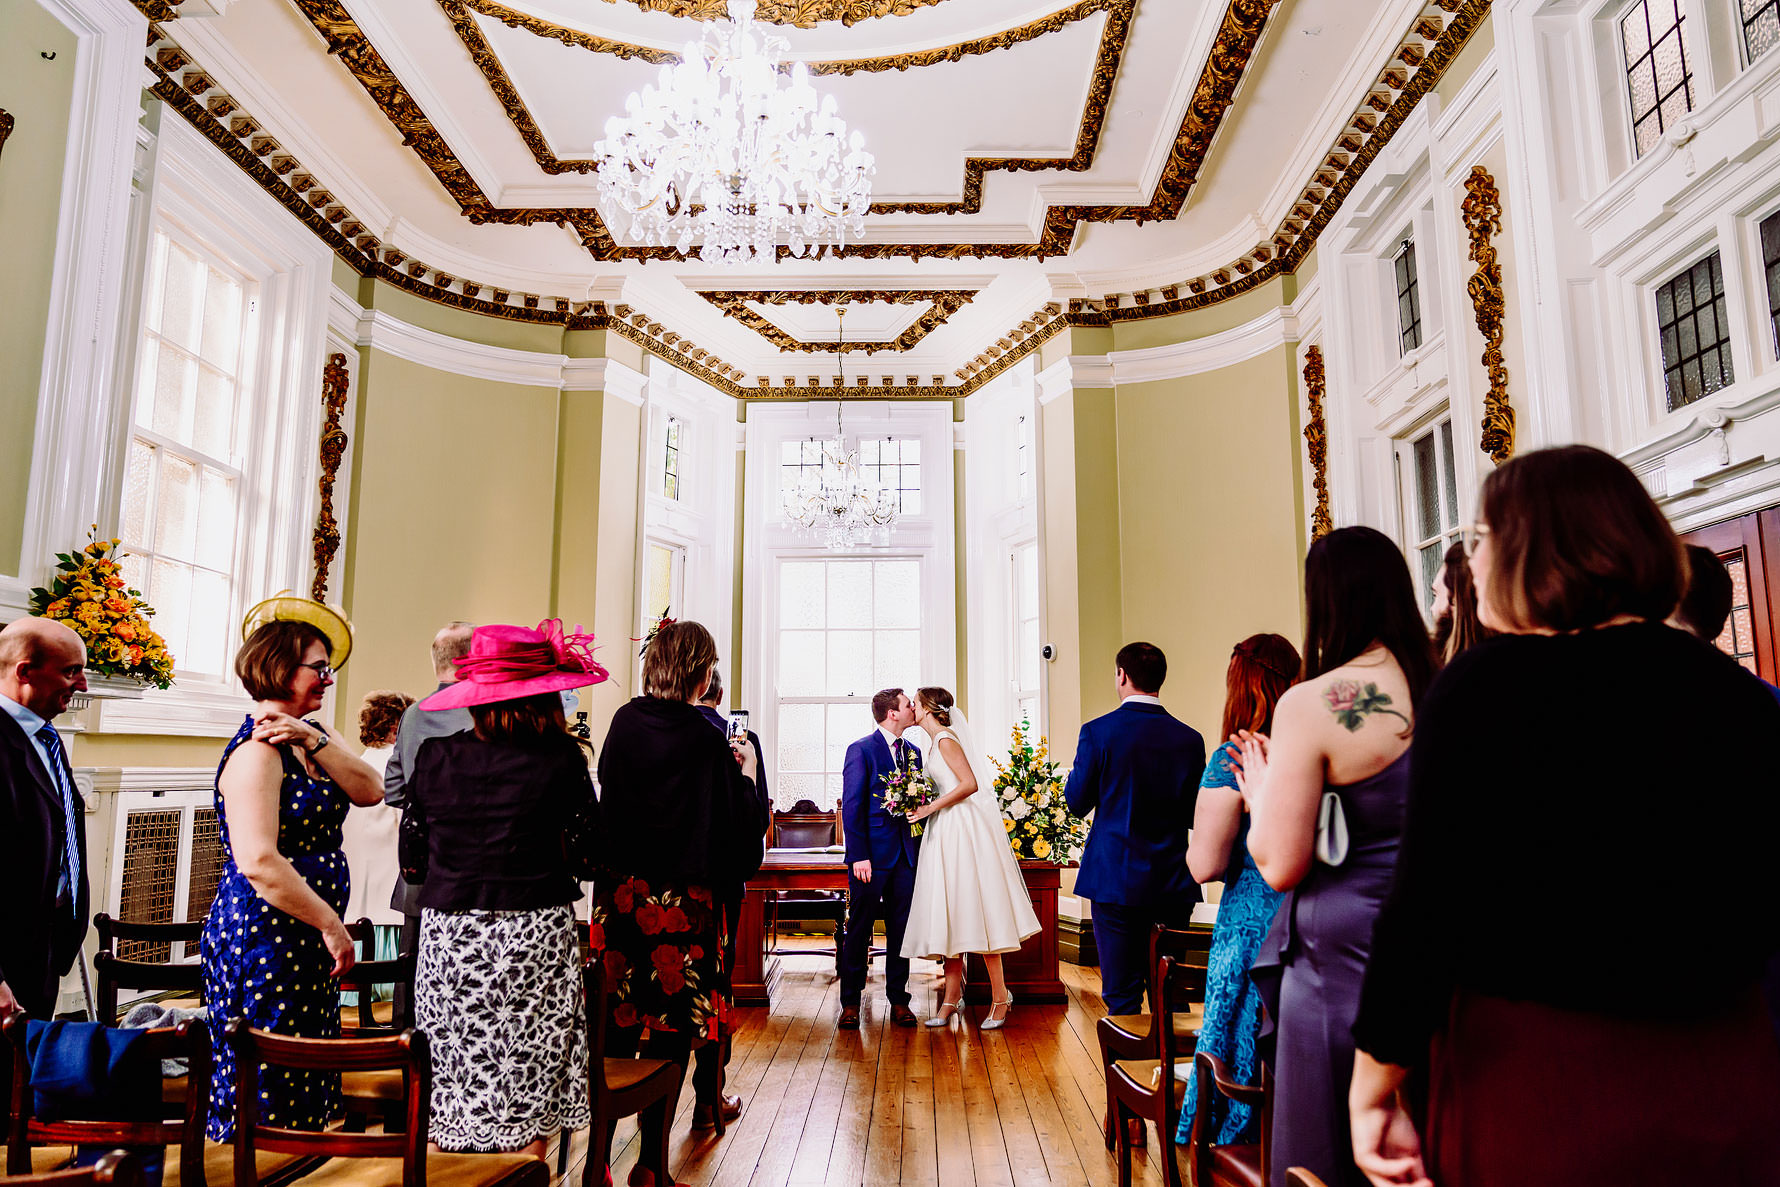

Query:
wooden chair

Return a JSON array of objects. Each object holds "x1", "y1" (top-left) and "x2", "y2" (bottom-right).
[
  {"x1": 767, "y1": 802, "x2": 847, "y2": 970},
  {"x1": 2, "y1": 1149, "x2": 143, "y2": 1187},
  {"x1": 337, "y1": 920, "x2": 407, "y2": 1033},
  {"x1": 1189, "y1": 1051, "x2": 1272, "y2": 1187},
  {"x1": 1107, "y1": 955, "x2": 1202, "y2": 1187},
  {"x1": 1097, "y1": 925, "x2": 1210, "y2": 1149},
  {"x1": 90, "y1": 916, "x2": 205, "y2": 1028},
  {"x1": 3, "y1": 1013, "x2": 320, "y2": 1187},
  {"x1": 582, "y1": 963, "x2": 682, "y2": 1187},
  {"x1": 1283, "y1": 1170, "x2": 1328, "y2": 1187},
  {"x1": 224, "y1": 1022, "x2": 547, "y2": 1187}
]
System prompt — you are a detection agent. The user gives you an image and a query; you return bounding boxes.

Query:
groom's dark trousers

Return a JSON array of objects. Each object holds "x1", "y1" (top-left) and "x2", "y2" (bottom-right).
[{"x1": 839, "y1": 730, "x2": 921, "y2": 1007}]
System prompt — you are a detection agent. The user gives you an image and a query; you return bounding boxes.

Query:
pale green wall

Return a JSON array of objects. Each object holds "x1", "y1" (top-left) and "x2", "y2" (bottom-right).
[
  {"x1": 1111, "y1": 276, "x2": 1295, "y2": 353},
  {"x1": 0, "y1": 2, "x2": 78, "y2": 574},
  {"x1": 354, "y1": 278, "x2": 574, "y2": 354}
]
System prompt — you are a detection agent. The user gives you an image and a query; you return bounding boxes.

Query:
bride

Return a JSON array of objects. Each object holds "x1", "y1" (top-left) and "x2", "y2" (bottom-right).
[{"x1": 901, "y1": 686, "x2": 1041, "y2": 1029}]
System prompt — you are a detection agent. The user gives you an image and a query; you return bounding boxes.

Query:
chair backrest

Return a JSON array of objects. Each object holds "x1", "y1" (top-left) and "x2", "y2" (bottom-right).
[
  {"x1": 5, "y1": 1150, "x2": 144, "y2": 1187},
  {"x1": 4, "y1": 1013, "x2": 208, "y2": 1187},
  {"x1": 1146, "y1": 925, "x2": 1212, "y2": 1012},
  {"x1": 1284, "y1": 1170, "x2": 1330, "y2": 1187},
  {"x1": 772, "y1": 808, "x2": 837, "y2": 850},
  {"x1": 338, "y1": 920, "x2": 416, "y2": 1032},
  {"x1": 583, "y1": 962, "x2": 614, "y2": 1098},
  {"x1": 1190, "y1": 1050, "x2": 1272, "y2": 1187},
  {"x1": 91, "y1": 916, "x2": 205, "y2": 1027},
  {"x1": 226, "y1": 1021, "x2": 428, "y2": 1186}
]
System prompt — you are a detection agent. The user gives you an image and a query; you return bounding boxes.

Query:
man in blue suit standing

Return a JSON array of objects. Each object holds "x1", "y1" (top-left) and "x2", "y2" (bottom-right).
[
  {"x1": 837, "y1": 688, "x2": 922, "y2": 1029},
  {"x1": 1065, "y1": 642, "x2": 1205, "y2": 1023}
]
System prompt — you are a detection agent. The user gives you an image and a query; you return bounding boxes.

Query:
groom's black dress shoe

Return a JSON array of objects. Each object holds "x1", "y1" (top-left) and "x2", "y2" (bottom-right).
[
  {"x1": 891, "y1": 1005, "x2": 918, "y2": 1027},
  {"x1": 837, "y1": 1006, "x2": 861, "y2": 1029}
]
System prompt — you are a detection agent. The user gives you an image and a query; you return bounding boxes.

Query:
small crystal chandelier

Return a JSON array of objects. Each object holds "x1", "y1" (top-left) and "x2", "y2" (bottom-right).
[
  {"x1": 781, "y1": 309, "x2": 899, "y2": 548},
  {"x1": 591, "y1": 0, "x2": 876, "y2": 265}
]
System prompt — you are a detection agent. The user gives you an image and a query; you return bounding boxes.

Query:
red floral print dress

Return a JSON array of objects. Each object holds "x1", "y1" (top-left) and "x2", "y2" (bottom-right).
[{"x1": 589, "y1": 876, "x2": 728, "y2": 1042}]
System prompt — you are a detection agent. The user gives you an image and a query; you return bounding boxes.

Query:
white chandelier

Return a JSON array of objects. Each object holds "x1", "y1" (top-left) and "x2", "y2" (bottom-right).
[
  {"x1": 591, "y1": 0, "x2": 876, "y2": 265},
  {"x1": 781, "y1": 310, "x2": 899, "y2": 548}
]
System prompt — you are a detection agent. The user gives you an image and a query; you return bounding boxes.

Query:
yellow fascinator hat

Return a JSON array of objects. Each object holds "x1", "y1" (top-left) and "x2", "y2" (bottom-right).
[{"x1": 241, "y1": 591, "x2": 354, "y2": 667}]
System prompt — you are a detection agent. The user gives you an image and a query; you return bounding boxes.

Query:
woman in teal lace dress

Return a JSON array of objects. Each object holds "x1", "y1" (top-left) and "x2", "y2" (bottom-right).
[
  {"x1": 202, "y1": 597, "x2": 384, "y2": 1139},
  {"x1": 1176, "y1": 634, "x2": 1299, "y2": 1148}
]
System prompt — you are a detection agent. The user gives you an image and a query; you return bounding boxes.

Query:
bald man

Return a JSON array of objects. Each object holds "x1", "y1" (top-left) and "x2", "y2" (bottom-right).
[{"x1": 0, "y1": 617, "x2": 91, "y2": 1018}]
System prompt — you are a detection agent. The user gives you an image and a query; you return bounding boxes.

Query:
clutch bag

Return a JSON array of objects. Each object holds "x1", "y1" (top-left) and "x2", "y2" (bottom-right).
[{"x1": 1314, "y1": 790, "x2": 1350, "y2": 867}]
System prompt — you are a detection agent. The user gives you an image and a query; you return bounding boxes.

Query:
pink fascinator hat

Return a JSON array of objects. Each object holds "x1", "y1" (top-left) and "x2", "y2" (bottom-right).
[{"x1": 417, "y1": 620, "x2": 609, "y2": 711}]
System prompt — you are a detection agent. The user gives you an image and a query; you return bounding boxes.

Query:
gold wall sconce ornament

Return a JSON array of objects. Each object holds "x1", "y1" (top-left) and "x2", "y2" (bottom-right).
[
  {"x1": 312, "y1": 352, "x2": 351, "y2": 600},
  {"x1": 0, "y1": 109, "x2": 14, "y2": 162},
  {"x1": 1302, "y1": 344, "x2": 1332, "y2": 540},
  {"x1": 1462, "y1": 164, "x2": 1514, "y2": 465}
]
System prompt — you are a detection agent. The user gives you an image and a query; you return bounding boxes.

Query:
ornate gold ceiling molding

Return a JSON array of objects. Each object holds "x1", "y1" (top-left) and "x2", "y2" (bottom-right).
[
  {"x1": 1066, "y1": 0, "x2": 1488, "y2": 323},
  {"x1": 698, "y1": 289, "x2": 977, "y2": 352},
  {"x1": 595, "y1": 0, "x2": 951, "y2": 26},
  {"x1": 449, "y1": 0, "x2": 1134, "y2": 218}
]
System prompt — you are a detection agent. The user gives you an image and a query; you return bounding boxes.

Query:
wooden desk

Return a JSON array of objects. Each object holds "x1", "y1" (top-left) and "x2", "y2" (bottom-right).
[{"x1": 734, "y1": 850, "x2": 1067, "y2": 1008}]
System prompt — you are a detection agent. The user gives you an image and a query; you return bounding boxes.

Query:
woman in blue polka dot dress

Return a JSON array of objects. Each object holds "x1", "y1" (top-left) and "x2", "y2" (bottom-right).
[{"x1": 202, "y1": 597, "x2": 385, "y2": 1140}]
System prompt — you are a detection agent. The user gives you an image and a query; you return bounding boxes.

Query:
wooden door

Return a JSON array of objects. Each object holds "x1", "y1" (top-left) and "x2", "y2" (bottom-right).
[{"x1": 1683, "y1": 507, "x2": 1779, "y2": 684}]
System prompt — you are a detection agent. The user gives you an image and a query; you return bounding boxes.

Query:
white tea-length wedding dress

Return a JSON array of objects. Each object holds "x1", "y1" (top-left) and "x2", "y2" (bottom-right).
[{"x1": 901, "y1": 711, "x2": 1042, "y2": 961}]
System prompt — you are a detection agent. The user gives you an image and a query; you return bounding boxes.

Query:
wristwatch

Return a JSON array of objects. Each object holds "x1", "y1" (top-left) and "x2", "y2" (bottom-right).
[{"x1": 305, "y1": 732, "x2": 331, "y2": 757}]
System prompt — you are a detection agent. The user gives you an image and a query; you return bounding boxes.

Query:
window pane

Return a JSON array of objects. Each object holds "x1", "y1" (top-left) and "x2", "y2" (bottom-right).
[
  {"x1": 142, "y1": 234, "x2": 170, "y2": 335},
  {"x1": 780, "y1": 562, "x2": 825, "y2": 628},
  {"x1": 121, "y1": 440, "x2": 155, "y2": 546},
  {"x1": 827, "y1": 704, "x2": 863, "y2": 773},
  {"x1": 827, "y1": 562, "x2": 872, "y2": 629},
  {"x1": 1439, "y1": 419, "x2": 1459, "y2": 528},
  {"x1": 195, "y1": 468, "x2": 237, "y2": 571},
  {"x1": 154, "y1": 455, "x2": 199, "y2": 560},
  {"x1": 827, "y1": 630, "x2": 873, "y2": 697},
  {"x1": 1747, "y1": 5, "x2": 1780, "y2": 62},
  {"x1": 874, "y1": 629, "x2": 920, "y2": 693},
  {"x1": 1656, "y1": 251, "x2": 1734, "y2": 411},
  {"x1": 119, "y1": 551, "x2": 148, "y2": 600},
  {"x1": 151, "y1": 558, "x2": 193, "y2": 668},
  {"x1": 775, "y1": 773, "x2": 824, "y2": 812},
  {"x1": 1419, "y1": 543, "x2": 1442, "y2": 605},
  {"x1": 1019, "y1": 618, "x2": 1041, "y2": 689},
  {"x1": 1017, "y1": 546, "x2": 1039, "y2": 614},
  {"x1": 874, "y1": 561, "x2": 920, "y2": 629},
  {"x1": 150, "y1": 348, "x2": 196, "y2": 443},
  {"x1": 200, "y1": 272, "x2": 243, "y2": 374},
  {"x1": 193, "y1": 368, "x2": 234, "y2": 460},
  {"x1": 645, "y1": 544, "x2": 675, "y2": 620},
  {"x1": 185, "y1": 568, "x2": 230, "y2": 676},
  {"x1": 160, "y1": 244, "x2": 205, "y2": 352},
  {"x1": 778, "y1": 704, "x2": 825, "y2": 771},
  {"x1": 900, "y1": 489, "x2": 922, "y2": 517},
  {"x1": 780, "y1": 440, "x2": 801, "y2": 465},
  {"x1": 778, "y1": 630, "x2": 825, "y2": 696},
  {"x1": 1413, "y1": 433, "x2": 1439, "y2": 541},
  {"x1": 901, "y1": 440, "x2": 921, "y2": 464}
]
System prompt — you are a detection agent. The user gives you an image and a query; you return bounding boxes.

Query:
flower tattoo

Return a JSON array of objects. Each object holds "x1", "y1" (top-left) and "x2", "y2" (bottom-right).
[{"x1": 1323, "y1": 679, "x2": 1410, "y2": 732}]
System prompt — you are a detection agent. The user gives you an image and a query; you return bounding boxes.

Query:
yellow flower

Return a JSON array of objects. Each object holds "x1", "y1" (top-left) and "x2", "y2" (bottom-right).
[
  {"x1": 1032, "y1": 837, "x2": 1051, "y2": 859},
  {"x1": 1003, "y1": 818, "x2": 1014, "y2": 833}
]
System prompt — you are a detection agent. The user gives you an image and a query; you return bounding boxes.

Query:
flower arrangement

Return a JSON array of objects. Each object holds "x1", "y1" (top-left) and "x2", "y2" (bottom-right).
[
  {"x1": 879, "y1": 747, "x2": 937, "y2": 835},
  {"x1": 634, "y1": 608, "x2": 676, "y2": 658},
  {"x1": 990, "y1": 720, "x2": 1085, "y2": 864},
  {"x1": 28, "y1": 528, "x2": 175, "y2": 689}
]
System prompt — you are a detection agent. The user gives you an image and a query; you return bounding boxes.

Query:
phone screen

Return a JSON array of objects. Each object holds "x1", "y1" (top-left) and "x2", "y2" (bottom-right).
[{"x1": 728, "y1": 710, "x2": 750, "y2": 740}]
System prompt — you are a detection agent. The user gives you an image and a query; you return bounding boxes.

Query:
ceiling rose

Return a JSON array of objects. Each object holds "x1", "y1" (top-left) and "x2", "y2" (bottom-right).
[
  {"x1": 595, "y1": 0, "x2": 951, "y2": 28},
  {"x1": 593, "y1": 0, "x2": 876, "y2": 264}
]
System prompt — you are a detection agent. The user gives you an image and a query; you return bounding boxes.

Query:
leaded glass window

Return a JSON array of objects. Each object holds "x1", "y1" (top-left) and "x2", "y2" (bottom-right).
[
  {"x1": 1656, "y1": 251, "x2": 1734, "y2": 411},
  {"x1": 662, "y1": 417, "x2": 682, "y2": 501},
  {"x1": 120, "y1": 229, "x2": 254, "y2": 678},
  {"x1": 1760, "y1": 209, "x2": 1780, "y2": 359},
  {"x1": 1620, "y1": 0, "x2": 1694, "y2": 157},
  {"x1": 1743, "y1": 0, "x2": 1779, "y2": 63},
  {"x1": 1713, "y1": 548, "x2": 1759, "y2": 674},
  {"x1": 1394, "y1": 241, "x2": 1424, "y2": 355},
  {"x1": 1406, "y1": 418, "x2": 1462, "y2": 613}
]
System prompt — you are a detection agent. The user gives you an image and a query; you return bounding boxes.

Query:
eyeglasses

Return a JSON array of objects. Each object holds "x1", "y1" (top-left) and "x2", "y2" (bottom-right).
[
  {"x1": 1462, "y1": 523, "x2": 1491, "y2": 557},
  {"x1": 299, "y1": 660, "x2": 335, "y2": 681}
]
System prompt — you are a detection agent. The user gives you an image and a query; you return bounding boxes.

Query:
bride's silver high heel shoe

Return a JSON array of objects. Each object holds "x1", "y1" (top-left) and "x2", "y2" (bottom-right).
[
  {"x1": 979, "y1": 993, "x2": 1014, "y2": 1031},
  {"x1": 925, "y1": 998, "x2": 964, "y2": 1027}
]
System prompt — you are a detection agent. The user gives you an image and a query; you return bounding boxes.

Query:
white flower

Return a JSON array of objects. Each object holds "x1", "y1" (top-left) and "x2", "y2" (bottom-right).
[{"x1": 1008, "y1": 798, "x2": 1032, "y2": 821}]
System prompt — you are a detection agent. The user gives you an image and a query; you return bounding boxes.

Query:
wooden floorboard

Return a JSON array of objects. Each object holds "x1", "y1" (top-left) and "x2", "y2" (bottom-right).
[{"x1": 555, "y1": 941, "x2": 1154, "y2": 1187}]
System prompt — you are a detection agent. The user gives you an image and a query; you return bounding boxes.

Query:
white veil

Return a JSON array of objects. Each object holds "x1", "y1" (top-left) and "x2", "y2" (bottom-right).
[{"x1": 936, "y1": 707, "x2": 1003, "y2": 819}]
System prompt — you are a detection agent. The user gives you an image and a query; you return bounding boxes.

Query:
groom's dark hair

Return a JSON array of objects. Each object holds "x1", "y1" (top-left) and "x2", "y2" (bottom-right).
[
  {"x1": 1116, "y1": 642, "x2": 1167, "y2": 694},
  {"x1": 871, "y1": 688, "x2": 905, "y2": 723}
]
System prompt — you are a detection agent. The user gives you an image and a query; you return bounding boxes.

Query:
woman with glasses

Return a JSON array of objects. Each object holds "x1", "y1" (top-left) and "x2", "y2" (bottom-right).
[
  {"x1": 202, "y1": 595, "x2": 385, "y2": 1139},
  {"x1": 1347, "y1": 446, "x2": 1780, "y2": 1187}
]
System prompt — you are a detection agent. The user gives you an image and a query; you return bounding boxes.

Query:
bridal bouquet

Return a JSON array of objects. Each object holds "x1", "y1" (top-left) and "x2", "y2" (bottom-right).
[
  {"x1": 991, "y1": 720, "x2": 1086, "y2": 864},
  {"x1": 879, "y1": 748, "x2": 937, "y2": 836}
]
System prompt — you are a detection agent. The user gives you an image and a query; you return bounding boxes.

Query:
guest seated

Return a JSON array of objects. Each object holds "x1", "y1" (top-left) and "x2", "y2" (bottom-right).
[
  {"x1": 1176, "y1": 632, "x2": 1299, "y2": 1150},
  {"x1": 592, "y1": 621, "x2": 768, "y2": 1169},
  {"x1": 1349, "y1": 445, "x2": 1780, "y2": 1187},
  {"x1": 201, "y1": 594, "x2": 383, "y2": 1139},
  {"x1": 340, "y1": 690, "x2": 413, "y2": 963}
]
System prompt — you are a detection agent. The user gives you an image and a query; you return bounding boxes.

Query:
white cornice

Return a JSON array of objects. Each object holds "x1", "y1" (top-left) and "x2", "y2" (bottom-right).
[
  {"x1": 1037, "y1": 356, "x2": 1115, "y2": 403},
  {"x1": 1106, "y1": 305, "x2": 1300, "y2": 385},
  {"x1": 352, "y1": 307, "x2": 644, "y2": 395},
  {"x1": 567, "y1": 358, "x2": 647, "y2": 404}
]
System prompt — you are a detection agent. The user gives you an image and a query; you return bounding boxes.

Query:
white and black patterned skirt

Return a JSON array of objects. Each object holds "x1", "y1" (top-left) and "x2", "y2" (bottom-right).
[{"x1": 414, "y1": 904, "x2": 592, "y2": 1151}]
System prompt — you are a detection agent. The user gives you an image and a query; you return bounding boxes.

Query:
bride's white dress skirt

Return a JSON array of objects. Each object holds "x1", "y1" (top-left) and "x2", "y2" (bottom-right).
[{"x1": 901, "y1": 785, "x2": 1042, "y2": 961}]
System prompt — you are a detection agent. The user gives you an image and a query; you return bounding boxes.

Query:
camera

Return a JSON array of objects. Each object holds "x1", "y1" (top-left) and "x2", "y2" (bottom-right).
[{"x1": 1041, "y1": 643, "x2": 1058, "y2": 662}]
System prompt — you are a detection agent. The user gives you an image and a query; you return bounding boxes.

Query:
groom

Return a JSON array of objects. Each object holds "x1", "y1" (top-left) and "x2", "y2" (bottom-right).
[{"x1": 836, "y1": 688, "x2": 922, "y2": 1029}]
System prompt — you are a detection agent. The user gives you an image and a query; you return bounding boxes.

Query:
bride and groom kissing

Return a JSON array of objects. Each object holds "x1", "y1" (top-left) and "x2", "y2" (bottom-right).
[{"x1": 836, "y1": 686, "x2": 1040, "y2": 1031}]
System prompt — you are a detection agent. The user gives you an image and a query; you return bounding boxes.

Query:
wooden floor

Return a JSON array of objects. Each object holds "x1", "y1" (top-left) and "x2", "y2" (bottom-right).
[{"x1": 555, "y1": 939, "x2": 1174, "y2": 1187}]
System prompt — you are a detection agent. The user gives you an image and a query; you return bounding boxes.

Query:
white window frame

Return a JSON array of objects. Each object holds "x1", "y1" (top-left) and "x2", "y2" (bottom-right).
[
  {"x1": 95, "y1": 107, "x2": 331, "y2": 736},
  {"x1": 1394, "y1": 414, "x2": 1467, "y2": 615},
  {"x1": 741, "y1": 402, "x2": 957, "y2": 799}
]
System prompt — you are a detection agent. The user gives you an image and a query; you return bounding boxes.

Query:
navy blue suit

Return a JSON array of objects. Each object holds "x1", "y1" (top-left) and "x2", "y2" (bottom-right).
[
  {"x1": 839, "y1": 729, "x2": 921, "y2": 1007},
  {"x1": 1064, "y1": 699, "x2": 1205, "y2": 1015}
]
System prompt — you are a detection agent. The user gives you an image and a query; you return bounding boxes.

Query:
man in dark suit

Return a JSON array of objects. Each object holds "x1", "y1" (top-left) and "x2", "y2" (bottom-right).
[
  {"x1": 1065, "y1": 641, "x2": 1205, "y2": 1021},
  {"x1": 836, "y1": 688, "x2": 922, "y2": 1029},
  {"x1": 0, "y1": 617, "x2": 91, "y2": 1019},
  {"x1": 382, "y1": 621, "x2": 474, "y2": 1021}
]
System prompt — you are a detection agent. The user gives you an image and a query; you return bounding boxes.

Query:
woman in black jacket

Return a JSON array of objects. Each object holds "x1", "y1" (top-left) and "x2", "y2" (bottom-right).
[
  {"x1": 400, "y1": 620, "x2": 606, "y2": 1159},
  {"x1": 593, "y1": 620, "x2": 767, "y2": 1169}
]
